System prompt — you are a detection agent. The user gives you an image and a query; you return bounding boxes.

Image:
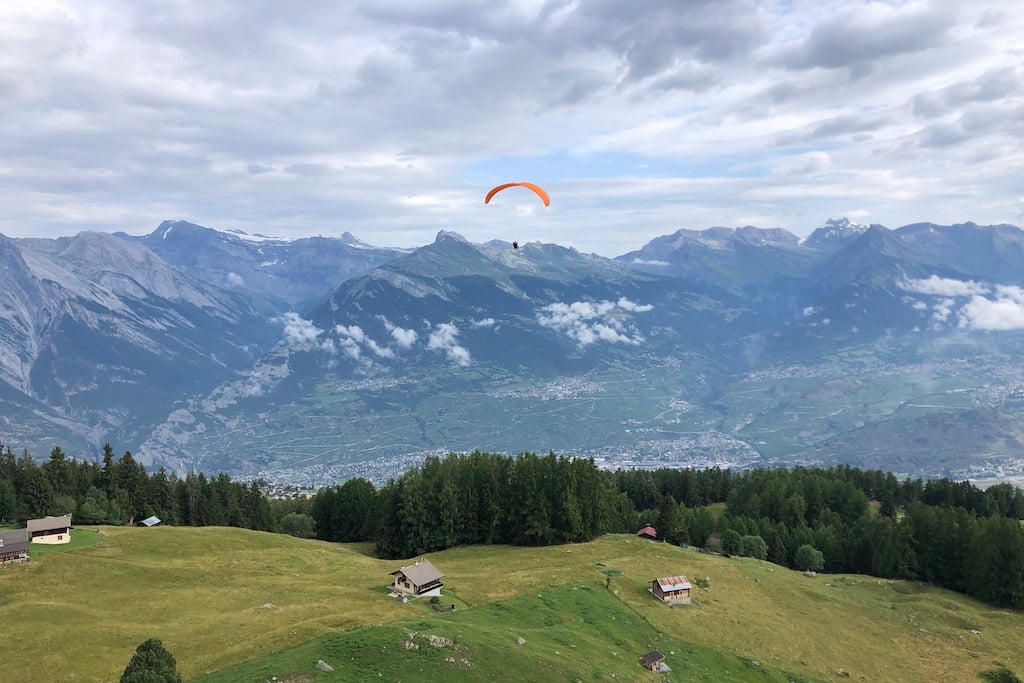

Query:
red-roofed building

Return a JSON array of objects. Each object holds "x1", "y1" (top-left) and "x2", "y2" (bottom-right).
[
  {"x1": 650, "y1": 575, "x2": 691, "y2": 605},
  {"x1": 636, "y1": 525, "x2": 657, "y2": 540}
]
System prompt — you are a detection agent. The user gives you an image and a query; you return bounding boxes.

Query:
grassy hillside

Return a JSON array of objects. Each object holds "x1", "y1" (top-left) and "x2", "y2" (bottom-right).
[
  {"x1": 195, "y1": 583, "x2": 814, "y2": 683},
  {"x1": 0, "y1": 527, "x2": 1022, "y2": 682}
]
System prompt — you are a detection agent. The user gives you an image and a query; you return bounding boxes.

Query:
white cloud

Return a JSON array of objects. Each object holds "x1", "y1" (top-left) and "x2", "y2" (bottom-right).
[
  {"x1": 276, "y1": 312, "x2": 322, "y2": 349},
  {"x1": 959, "y1": 286, "x2": 1024, "y2": 330},
  {"x1": 226, "y1": 272, "x2": 244, "y2": 287},
  {"x1": 336, "y1": 324, "x2": 366, "y2": 343},
  {"x1": 427, "y1": 322, "x2": 471, "y2": 366},
  {"x1": 900, "y1": 275, "x2": 990, "y2": 297},
  {"x1": 911, "y1": 301, "x2": 928, "y2": 311},
  {"x1": 470, "y1": 317, "x2": 496, "y2": 328},
  {"x1": 338, "y1": 336, "x2": 362, "y2": 360},
  {"x1": 2, "y1": 2, "x2": 1022, "y2": 256},
  {"x1": 378, "y1": 316, "x2": 418, "y2": 349},
  {"x1": 391, "y1": 326, "x2": 418, "y2": 348},
  {"x1": 616, "y1": 297, "x2": 654, "y2": 313},
  {"x1": 536, "y1": 298, "x2": 651, "y2": 346},
  {"x1": 336, "y1": 323, "x2": 396, "y2": 359},
  {"x1": 933, "y1": 298, "x2": 955, "y2": 323}
]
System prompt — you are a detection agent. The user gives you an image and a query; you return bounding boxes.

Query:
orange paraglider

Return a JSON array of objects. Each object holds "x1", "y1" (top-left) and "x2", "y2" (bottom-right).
[{"x1": 484, "y1": 182, "x2": 550, "y2": 207}]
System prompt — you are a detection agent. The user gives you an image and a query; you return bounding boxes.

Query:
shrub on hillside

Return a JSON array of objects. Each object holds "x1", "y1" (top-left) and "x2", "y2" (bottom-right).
[
  {"x1": 120, "y1": 638, "x2": 182, "y2": 683},
  {"x1": 721, "y1": 529, "x2": 742, "y2": 557},
  {"x1": 741, "y1": 535, "x2": 768, "y2": 560},
  {"x1": 979, "y1": 665, "x2": 1022, "y2": 683},
  {"x1": 795, "y1": 544, "x2": 825, "y2": 573},
  {"x1": 280, "y1": 512, "x2": 316, "y2": 539}
]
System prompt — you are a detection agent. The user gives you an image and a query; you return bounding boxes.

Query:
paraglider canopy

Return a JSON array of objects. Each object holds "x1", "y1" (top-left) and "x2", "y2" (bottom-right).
[{"x1": 484, "y1": 181, "x2": 550, "y2": 207}]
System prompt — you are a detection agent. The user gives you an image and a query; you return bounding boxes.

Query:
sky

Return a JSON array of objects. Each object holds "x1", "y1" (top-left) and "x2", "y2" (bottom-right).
[{"x1": 2, "y1": 0, "x2": 1022, "y2": 257}]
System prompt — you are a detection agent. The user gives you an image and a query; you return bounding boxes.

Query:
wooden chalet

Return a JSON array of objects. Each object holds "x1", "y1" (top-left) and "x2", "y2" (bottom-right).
[
  {"x1": 389, "y1": 558, "x2": 445, "y2": 599},
  {"x1": 26, "y1": 514, "x2": 72, "y2": 544},
  {"x1": 650, "y1": 575, "x2": 692, "y2": 605},
  {"x1": 0, "y1": 529, "x2": 30, "y2": 565},
  {"x1": 639, "y1": 649, "x2": 665, "y2": 672},
  {"x1": 636, "y1": 525, "x2": 657, "y2": 540}
]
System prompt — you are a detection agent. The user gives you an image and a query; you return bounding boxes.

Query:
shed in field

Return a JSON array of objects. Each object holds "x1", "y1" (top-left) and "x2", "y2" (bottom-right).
[
  {"x1": 636, "y1": 525, "x2": 658, "y2": 540},
  {"x1": 650, "y1": 575, "x2": 692, "y2": 605},
  {"x1": 639, "y1": 649, "x2": 665, "y2": 672},
  {"x1": 26, "y1": 514, "x2": 72, "y2": 544}
]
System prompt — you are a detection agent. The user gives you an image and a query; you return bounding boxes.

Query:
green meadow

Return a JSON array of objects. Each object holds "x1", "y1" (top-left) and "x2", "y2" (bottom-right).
[{"x1": 1, "y1": 527, "x2": 1022, "y2": 682}]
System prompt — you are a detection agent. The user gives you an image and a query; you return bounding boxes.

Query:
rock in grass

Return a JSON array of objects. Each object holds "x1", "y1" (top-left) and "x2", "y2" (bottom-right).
[{"x1": 316, "y1": 660, "x2": 334, "y2": 672}]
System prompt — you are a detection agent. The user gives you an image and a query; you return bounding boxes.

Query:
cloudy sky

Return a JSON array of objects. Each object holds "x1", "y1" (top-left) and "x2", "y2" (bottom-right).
[{"x1": 2, "y1": 0, "x2": 1022, "y2": 256}]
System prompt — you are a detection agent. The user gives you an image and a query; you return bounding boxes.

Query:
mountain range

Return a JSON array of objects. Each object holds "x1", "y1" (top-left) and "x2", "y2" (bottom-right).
[{"x1": 3, "y1": 217, "x2": 1024, "y2": 485}]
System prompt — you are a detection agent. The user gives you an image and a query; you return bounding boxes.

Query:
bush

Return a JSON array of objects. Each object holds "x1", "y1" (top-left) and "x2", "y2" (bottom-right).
[
  {"x1": 704, "y1": 532, "x2": 723, "y2": 554},
  {"x1": 279, "y1": 512, "x2": 316, "y2": 539},
  {"x1": 979, "y1": 666, "x2": 1022, "y2": 683},
  {"x1": 741, "y1": 535, "x2": 768, "y2": 560},
  {"x1": 795, "y1": 544, "x2": 825, "y2": 572},
  {"x1": 121, "y1": 638, "x2": 182, "y2": 683},
  {"x1": 721, "y1": 529, "x2": 742, "y2": 557}
]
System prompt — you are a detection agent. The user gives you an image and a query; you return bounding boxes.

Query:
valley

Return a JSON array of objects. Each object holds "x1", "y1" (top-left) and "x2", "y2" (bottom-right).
[{"x1": 3, "y1": 220, "x2": 1024, "y2": 486}]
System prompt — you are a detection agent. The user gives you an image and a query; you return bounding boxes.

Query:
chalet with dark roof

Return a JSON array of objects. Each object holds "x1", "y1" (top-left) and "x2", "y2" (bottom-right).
[
  {"x1": 639, "y1": 649, "x2": 665, "y2": 672},
  {"x1": 0, "y1": 529, "x2": 30, "y2": 565},
  {"x1": 389, "y1": 558, "x2": 445, "y2": 599},
  {"x1": 26, "y1": 514, "x2": 72, "y2": 544},
  {"x1": 636, "y1": 525, "x2": 657, "y2": 540}
]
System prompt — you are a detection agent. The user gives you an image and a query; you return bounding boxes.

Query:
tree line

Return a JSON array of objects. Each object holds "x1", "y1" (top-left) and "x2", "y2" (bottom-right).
[
  {"x1": 0, "y1": 444, "x2": 276, "y2": 531},
  {"x1": 3, "y1": 442, "x2": 1023, "y2": 608}
]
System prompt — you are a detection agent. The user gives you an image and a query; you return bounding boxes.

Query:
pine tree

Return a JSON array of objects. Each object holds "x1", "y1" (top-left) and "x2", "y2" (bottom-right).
[
  {"x1": 120, "y1": 638, "x2": 183, "y2": 683},
  {"x1": 20, "y1": 465, "x2": 54, "y2": 519}
]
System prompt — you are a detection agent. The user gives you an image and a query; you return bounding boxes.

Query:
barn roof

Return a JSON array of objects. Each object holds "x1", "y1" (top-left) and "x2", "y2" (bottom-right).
[
  {"x1": 26, "y1": 514, "x2": 72, "y2": 533},
  {"x1": 636, "y1": 525, "x2": 657, "y2": 538},
  {"x1": 653, "y1": 575, "x2": 692, "y2": 591},
  {"x1": 640, "y1": 650, "x2": 665, "y2": 667},
  {"x1": 0, "y1": 529, "x2": 29, "y2": 553},
  {"x1": 140, "y1": 516, "x2": 162, "y2": 527},
  {"x1": 390, "y1": 558, "x2": 444, "y2": 586}
]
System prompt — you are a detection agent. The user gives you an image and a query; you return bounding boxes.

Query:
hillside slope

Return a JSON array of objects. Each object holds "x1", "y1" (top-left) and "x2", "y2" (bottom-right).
[{"x1": 1, "y1": 528, "x2": 1021, "y2": 682}]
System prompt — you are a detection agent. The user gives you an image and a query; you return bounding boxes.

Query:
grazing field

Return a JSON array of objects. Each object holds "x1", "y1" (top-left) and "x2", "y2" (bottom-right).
[
  {"x1": 194, "y1": 583, "x2": 814, "y2": 683},
  {"x1": 0, "y1": 527, "x2": 1022, "y2": 682}
]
